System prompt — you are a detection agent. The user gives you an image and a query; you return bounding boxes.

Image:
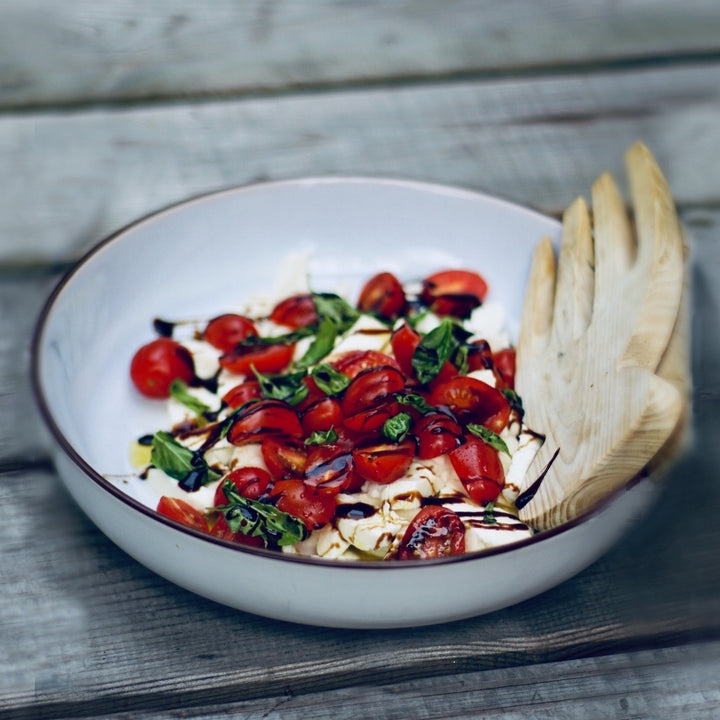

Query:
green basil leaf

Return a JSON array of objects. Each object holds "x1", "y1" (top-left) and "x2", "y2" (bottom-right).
[
  {"x1": 150, "y1": 431, "x2": 221, "y2": 491},
  {"x1": 304, "y1": 426, "x2": 338, "y2": 446},
  {"x1": 296, "y1": 316, "x2": 337, "y2": 368},
  {"x1": 411, "y1": 319, "x2": 457, "y2": 383},
  {"x1": 170, "y1": 379, "x2": 211, "y2": 417},
  {"x1": 382, "y1": 412, "x2": 412, "y2": 442},
  {"x1": 216, "y1": 479, "x2": 308, "y2": 547},
  {"x1": 484, "y1": 500, "x2": 497, "y2": 524},
  {"x1": 311, "y1": 363, "x2": 351, "y2": 396},
  {"x1": 313, "y1": 292, "x2": 360, "y2": 333},
  {"x1": 394, "y1": 392, "x2": 435, "y2": 415},
  {"x1": 252, "y1": 367, "x2": 309, "y2": 406},
  {"x1": 502, "y1": 388, "x2": 525, "y2": 422},
  {"x1": 467, "y1": 424, "x2": 510, "y2": 456}
]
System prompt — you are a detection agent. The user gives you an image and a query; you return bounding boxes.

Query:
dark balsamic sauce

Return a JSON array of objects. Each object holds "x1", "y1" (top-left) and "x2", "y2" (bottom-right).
[
  {"x1": 335, "y1": 502, "x2": 377, "y2": 520},
  {"x1": 516, "y1": 446, "x2": 560, "y2": 510}
]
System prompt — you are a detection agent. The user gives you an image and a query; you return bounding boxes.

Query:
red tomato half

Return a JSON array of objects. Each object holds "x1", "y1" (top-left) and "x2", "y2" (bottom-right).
[
  {"x1": 156, "y1": 496, "x2": 209, "y2": 532},
  {"x1": 352, "y1": 438, "x2": 416, "y2": 485},
  {"x1": 214, "y1": 466, "x2": 272, "y2": 504},
  {"x1": 301, "y1": 397, "x2": 344, "y2": 434},
  {"x1": 357, "y1": 272, "x2": 407, "y2": 321},
  {"x1": 430, "y1": 376, "x2": 510, "y2": 433},
  {"x1": 341, "y1": 366, "x2": 406, "y2": 417},
  {"x1": 222, "y1": 379, "x2": 262, "y2": 409},
  {"x1": 227, "y1": 399, "x2": 303, "y2": 445},
  {"x1": 414, "y1": 411, "x2": 464, "y2": 459},
  {"x1": 130, "y1": 338, "x2": 195, "y2": 399},
  {"x1": 203, "y1": 314, "x2": 257, "y2": 352},
  {"x1": 270, "y1": 479, "x2": 337, "y2": 529},
  {"x1": 492, "y1": 348, "x2": 516, "y2": 389},
  {"x1": 304, "y1": 439, "x2": 360, "y2": 494},
  {"x1": 332, "y1": 350, "x2": 402, "y2": 379},
  {"x1": 209, "y1": 516, "x2": 265, "y2": 547},
  {"x1": 270, "y1": 294, "x2": 318, "y2": 329},
  {"x1": 219, "y1": 342, "x2": 295, "y2": 377},
  {"x1": 261, "y1": 437, "x2": 308, "y2": 480},
  {"x1": 420, "y1": 269, "x2": 488, "y2": 318},
  {"x1": 397, "y1": 505, "x2": 466, "y2": 560},
  {"x1": 449, "y1": 435, "x2": 505, "y2": 504},
  {"x1": 390, "y1": 323, "x2": 420, "y2": 377}
]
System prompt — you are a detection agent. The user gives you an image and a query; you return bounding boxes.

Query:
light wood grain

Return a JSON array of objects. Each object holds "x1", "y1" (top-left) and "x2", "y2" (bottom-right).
[
  {"x1": 2, "y1": 1, "x2": 719, "y2": 109},
  {"x1": 2, "y1": 62, "x2": 720, "y2": 264}
]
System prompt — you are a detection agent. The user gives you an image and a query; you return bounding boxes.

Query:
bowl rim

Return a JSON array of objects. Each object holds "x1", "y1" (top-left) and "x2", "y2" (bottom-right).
[{"x1": 30, "y1": 175, "x2": 647, "y2": 571}]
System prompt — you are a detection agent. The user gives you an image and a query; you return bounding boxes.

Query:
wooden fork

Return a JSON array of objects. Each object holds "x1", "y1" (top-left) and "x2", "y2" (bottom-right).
[{"x1": 514, "y1": 142, "x2": 689, "y2": 530}]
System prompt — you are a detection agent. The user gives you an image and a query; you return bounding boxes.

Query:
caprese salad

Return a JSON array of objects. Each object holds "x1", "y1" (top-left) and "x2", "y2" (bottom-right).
[{"x1": 125, "y1": 268, "x2": 541, "y2": 560}]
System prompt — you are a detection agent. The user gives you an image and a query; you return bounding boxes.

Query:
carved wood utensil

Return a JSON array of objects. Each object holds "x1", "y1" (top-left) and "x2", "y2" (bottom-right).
[{"x1": 514, "y1": 142, "x2": 688, "y2": 530}]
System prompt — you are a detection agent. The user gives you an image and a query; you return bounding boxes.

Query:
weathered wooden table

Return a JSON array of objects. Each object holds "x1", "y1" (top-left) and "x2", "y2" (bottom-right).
[{"x1": 2, "y1": 3, "x2": 719, "y2": 718}]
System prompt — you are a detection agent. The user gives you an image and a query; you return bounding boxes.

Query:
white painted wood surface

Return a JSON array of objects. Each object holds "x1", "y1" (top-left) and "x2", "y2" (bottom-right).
[{"x1": 2, "y1": 1, "x2": 719, "y2": 718}]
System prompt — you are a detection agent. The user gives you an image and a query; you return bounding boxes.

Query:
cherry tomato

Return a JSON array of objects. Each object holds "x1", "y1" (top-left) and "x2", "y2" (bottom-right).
[
  {"x1": 304, "y1": 440, "x2": 360, "y2": 494},
  {"x1": 227, "y1": 399, "x2": 303, "y2": 445},
  {"x1": 332, "y1": 350, "x2": 402, "y2": 379},
  {"x1": 219, "y1": 342, "x2": 295, "y2": 377},
  {"x1": 466, "y1": 339, "x2": 494, "y2": 373},
  {"x1": 396, "y1": 505, "x2": 466, "y2": 560},
  {"x1": 209, "y1": 515, "x2": 265, "y2": 547},
  {"x1": 270, "y1": 294, "x2": 318, "y2": 329},
  {"x1": 352, "y1": 438, "x2": 416, "y2": 485},
  {"x1": 448, "y1": 435, "x2": 505, "y2": 504},
  {"x1": 269, "y1": 479, "x2": 337, "y2": 529},
  {"x1": 301, "y1": 397, "x2": 344, "y2": 434},
  {"x1": 357, "y1": 272, "x2": 406, "y2": 321},
  {"x1": 414, "y1": 411, "x2": 464, "y2": 459},
  {"x1": 420, "y1": 269, "x2": 488, "y2": 318},
  {"x1": 343, "y1": 401, "x2": 401, "y2": 436},
  {"x1": 492, "y1": 348, "x2": 516, "y2": 389},
  {"x1": 390, "y1": 323, "x2": 421, "y2": 377},
  {"x1": 341, "y1": 366, "x2": 406, "y2": 417},
  {"x1": 203, "y1": 314, "x2": 257, "y2": 352},
  {"x1": 130, "y1": 338, "x2": 195, "y2": 399},
  {"x1": 214, "y1": 466, "x2": 272, "y2": 505},
  {"x1": 430, "y1": 376, "x2": 510, "y2": 433},
  {"x1": 156, "y1": 496, "x2": 209, "y2": 532},
  {"x1": 222, "y1": 379, "x2": 262, "y2": 409},
  {"x1": 261, "y1": 437, "x2": 308, "y2": 480}
]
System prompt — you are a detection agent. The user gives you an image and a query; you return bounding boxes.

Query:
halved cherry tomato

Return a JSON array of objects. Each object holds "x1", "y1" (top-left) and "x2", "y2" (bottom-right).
[
  {"x1": 449, "y1": 435, "x2": 505, "y2": 504},
  {"x1": 269, "y1": 479, "x2": 337, "y2": 529},
  {"x1": 270, "y1": 293, "x2": 318, "y2": 329},
  {"x1": 261, "y1": 437, "x2": 308, "y2": 480},
  {"x1": 414, "y1": 411, "x2": 464, "y2": 459},
  {"x1": 304, "y1": 438, "x2": 360, "y2": 494},
  {"x1": 341, "y1": 366, "x2": 406, "y2": 417},
  {"x1": 219, "y1": 342, "x2": 295, "y2": 376},
  {"x1": 390, "y1": 323, "x2": 420, "y2": 377},
  {"x1": 130, "y1": 338, "x2": 195, "y2": 399},
  {"x1": 203, "y1": 314, "x2": 257, "y2": 352},
  {"x1": 227, "y1": 399, "x2": 303, "y2": 445},
  {"x1": 492, "y1": 348, "x2": 516, "y2": 389},
  {"x1": 466, "y1": 339, "x2": 494, "y2": 373},
  {"x1": 357, "y1": 272, "x2": 406, "y2": 321},
  {"x1": 209, "y1": 515, "x2": 265, "y2": 547},
  {"x1": 156, "y1": 496, "x2": 209, "y2": 532},
  {"x1": 214, "y1": 466, "x2": 272, "y2": 504},
  {"x1": 343, "y1": 401, "x2": 400, "y2": 436},
  {"x1": 420, "y1": 269, "x2": 488, "y2": 318},
  {"x1": 332, "y1": 350, "x2": 402, "y2": 379},
  {"x1": 430, "y1": 376, "x2": 510, "y2": 433},
  {"x1": 301, "y1": 397, "x2": 344, "y2": 434},
  {"x1": 222, "y1": 379, "x2": 262, "y2": 409},
  {"x1": 396, "y1": 505, "x2": 466, "y2": 560},
  {"x1": 352, "y1": 438, "x2": 416, "y2": 485}
]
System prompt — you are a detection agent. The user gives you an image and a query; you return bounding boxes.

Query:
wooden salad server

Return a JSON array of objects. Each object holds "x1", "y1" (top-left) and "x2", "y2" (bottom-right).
[{"x1": 514, "y1": 142, "x2": 690, "y2": 531}]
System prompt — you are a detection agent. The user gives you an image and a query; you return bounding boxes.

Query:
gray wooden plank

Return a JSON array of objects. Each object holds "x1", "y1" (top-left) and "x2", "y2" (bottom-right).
[
  {"x1": 2, "y1": 62, "x2": 720, "y2": 264},
  {"x1": 2, "y1": 0, "x2": 720, "y2": 108},
  {"x1": 92, "y1": 642, "x2": 720, "y2": 720}
]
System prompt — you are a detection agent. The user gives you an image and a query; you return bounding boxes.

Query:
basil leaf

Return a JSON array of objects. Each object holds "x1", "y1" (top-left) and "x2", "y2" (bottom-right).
[
  {"x1": 467, "y1": 424, "x2": 510, "y2": 456},
  {"x1": 484, "y1": 500, "x2": 497, "y2": 524},
  {"x1": 411, "y1": 319, "x2": 457, "y2": 383},
  {"x1": 296, "y1": 316, "x2": 337, "y2": 368},
  {"x1": 382, "y1": 412, "x2": 412, "y2": 442},
  {"x1": 502, "y1": 388, "x2": 525, "y2": 423},
  {"x1": 394, "y1": 392, "x2": 435, "y2": 415},
  {"x1": 216, "y1": 479, "x2": 308, "y2": 547},
  {"x1": 150, "y1": 431, "x2": 221, "y2": 491},
  {"x1": 170, "y1": 379, "x2": 211, "y2": 417},
  {"x1": 252, "y1": 367, "x2": 309, "y2": 406},
  {"x1": 305, "y1": 427, "x2": 338, "y2": 446},
  {"x1": 312, "y1": 363, "x2": 351, "y2": 396},
  {"x1": 313, "y1": 292, "x2": 360, "y2": 333}
]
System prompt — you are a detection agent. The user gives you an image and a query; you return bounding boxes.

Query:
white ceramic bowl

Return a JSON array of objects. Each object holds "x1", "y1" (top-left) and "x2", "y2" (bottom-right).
[{"x1": 31, "y1": 178, "x2": 659, "y2": 628}]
